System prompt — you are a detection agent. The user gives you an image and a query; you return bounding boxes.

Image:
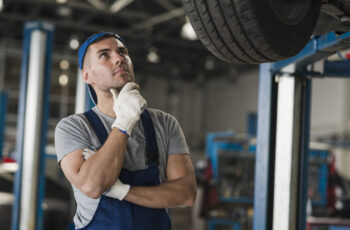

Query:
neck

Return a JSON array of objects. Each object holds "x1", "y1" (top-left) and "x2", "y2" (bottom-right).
[{"x1": 96, "y1": 94, "x2": 116, "y2": 119}]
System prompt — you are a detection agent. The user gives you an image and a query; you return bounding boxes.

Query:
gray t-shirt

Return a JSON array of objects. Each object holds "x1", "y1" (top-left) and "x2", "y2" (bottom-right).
[{"x1": 54, "y1": 107, "x2": 189, "y2": 228}]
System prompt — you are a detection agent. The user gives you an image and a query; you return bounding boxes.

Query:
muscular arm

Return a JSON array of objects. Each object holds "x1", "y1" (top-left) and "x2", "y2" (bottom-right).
[
  {"x1": 60, "y1": 128, "x2": 128, "y2": 198},
  {"x1": 124, "y1": 153, "x2": 197, "y2": 208}
]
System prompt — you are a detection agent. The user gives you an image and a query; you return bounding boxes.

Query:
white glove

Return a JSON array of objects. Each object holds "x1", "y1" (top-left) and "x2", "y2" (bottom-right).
[
  {"x1": 104, "y1": 179, "x2": 130, "y2": 201},
  {"x1": 82, "y1": 147, "x2": 97, "y2": 160},
  {"x1": 82, "y1": 148, "x2": 131, "y2": 200},
  {"x1": 110, "y1": 82, "x2": 147, "y2": 136}
]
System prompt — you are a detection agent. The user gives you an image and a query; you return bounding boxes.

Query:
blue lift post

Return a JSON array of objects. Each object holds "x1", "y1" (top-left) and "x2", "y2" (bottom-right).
[
  {"x1": 0, "y1": 91, "x2": 7, "y2": 161},
  {"x1": 253, "y1": 63, "x2": 278, "y2": 230},
  {"x1": 254, "y1": 31, "x2": 350, "y2": 230},
  {"x1": 12, "y1": 21, "x2": 54, "y2": 230}
]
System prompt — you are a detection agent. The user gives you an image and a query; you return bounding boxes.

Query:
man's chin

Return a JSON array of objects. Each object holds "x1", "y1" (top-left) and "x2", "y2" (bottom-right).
[{"x1": 110, "y1": 80, "x2": 133, "y2": 93}]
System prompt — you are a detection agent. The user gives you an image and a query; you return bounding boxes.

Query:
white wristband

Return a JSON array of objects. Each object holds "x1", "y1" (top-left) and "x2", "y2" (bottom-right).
[{"x1": 105, "y1": 179, "x2": 131, "y2": 201}]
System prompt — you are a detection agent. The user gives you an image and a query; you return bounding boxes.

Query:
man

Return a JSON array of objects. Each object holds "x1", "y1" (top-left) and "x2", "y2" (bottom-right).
[{"x1": 54, "y1": 32, "x2": 197, "y2": 230}]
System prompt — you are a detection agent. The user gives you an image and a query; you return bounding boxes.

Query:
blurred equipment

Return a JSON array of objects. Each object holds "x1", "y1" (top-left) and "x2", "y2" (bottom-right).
[
  {"x1": 202, "y1": 131, "x2": 255, "y2": 230},
  {"x1": 201, "y1": 130, "x2": 350, "y2": 230}
]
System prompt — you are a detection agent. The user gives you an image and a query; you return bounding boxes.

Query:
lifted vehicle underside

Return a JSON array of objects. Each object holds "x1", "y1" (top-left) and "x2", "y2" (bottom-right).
[{"x1": 183, "y1": 0, "x2": 350, "y2": 64}]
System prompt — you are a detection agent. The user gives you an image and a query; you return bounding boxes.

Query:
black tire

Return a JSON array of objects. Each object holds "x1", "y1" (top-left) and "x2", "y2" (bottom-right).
[{"x1": 182, "y1": 0, "x2": 321, "y2": 64}]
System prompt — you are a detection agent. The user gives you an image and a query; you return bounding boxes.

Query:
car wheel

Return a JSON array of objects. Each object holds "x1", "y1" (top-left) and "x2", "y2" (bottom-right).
[{"x1": 182, "y1": 0, "x2": 321, "y2": 63}]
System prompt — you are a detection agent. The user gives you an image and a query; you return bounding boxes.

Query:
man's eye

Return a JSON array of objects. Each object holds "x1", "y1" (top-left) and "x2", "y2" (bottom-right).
[
  {"x1": 119, "y1": 49, "x2": 127, "y2": 55},
  {"x1": 100, "y1": 53, "x2": 109, "y2": 58}
]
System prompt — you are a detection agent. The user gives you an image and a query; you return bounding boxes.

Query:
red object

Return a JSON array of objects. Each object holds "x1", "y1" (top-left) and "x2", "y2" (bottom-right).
[
  {"x1": 346, "y1": 53, "x2": 350, "y2": 59},
  {"x1": 200, "y1": 158, "x2": 218, "y2": 216},
  {"x1": 2, "y1": 157, "x2": 16, "y2": 163},
  {"x1": 327, "y1": 152, "x2": 336, "y2": 211}
]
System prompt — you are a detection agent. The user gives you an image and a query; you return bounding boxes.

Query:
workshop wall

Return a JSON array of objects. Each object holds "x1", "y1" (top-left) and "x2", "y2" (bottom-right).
[{"x1": 140, "y1": 70, "x2": 259, "y2": 149}]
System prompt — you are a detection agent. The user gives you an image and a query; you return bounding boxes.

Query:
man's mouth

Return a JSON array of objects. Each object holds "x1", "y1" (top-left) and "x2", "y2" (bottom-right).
[{"x1": 113, "y1": 67, "x2": 129, "y2": 75}]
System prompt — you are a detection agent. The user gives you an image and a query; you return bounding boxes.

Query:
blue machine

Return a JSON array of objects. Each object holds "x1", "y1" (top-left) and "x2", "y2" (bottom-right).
[
  {"x1": 308, "y1": 149, "x2": 329, "y2": 207},
  {"x1": 205, "y1": 131, "x2": 331, "y2": 230}
]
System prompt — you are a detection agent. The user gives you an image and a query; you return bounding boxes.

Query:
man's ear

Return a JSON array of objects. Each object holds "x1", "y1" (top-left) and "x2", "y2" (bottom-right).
[{"x1": 81, "y1": 68, "x2": 91, "y2": 84}]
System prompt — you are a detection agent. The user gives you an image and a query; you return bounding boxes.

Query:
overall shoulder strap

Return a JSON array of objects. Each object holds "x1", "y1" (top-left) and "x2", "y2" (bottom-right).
[
  {"x1": 83, "y1": 109, "x2": 109, "y2": 146},
  {"x1": 84, "y1": 109, "x2": 159, "y2": 164},
  {"x1": 140, "y1": 109, "x2": 159, "y2": 164}
]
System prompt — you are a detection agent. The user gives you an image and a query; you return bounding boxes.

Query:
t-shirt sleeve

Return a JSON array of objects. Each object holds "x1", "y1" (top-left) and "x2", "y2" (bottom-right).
[
  {"x1": 54, "y1": 115, "x2": 91, "y2": 166},
  {"x1": 166, "y1": 114, "x2": 189, "y2": 155}
]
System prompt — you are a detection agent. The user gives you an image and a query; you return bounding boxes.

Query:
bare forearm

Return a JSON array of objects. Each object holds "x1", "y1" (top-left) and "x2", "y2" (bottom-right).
[
  {"x1": 124, "y1": 179, "x2": 197, "y2": 209},
  {"x1": 78, "y1": 128, "x2": 128, "y2": 195}
]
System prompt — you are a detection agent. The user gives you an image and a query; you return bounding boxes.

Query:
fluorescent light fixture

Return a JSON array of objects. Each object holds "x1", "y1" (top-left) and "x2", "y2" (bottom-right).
[
  {"x1": 0, "y1": 162, "x2": 18, "y2": 173},
  {"x1": 205, "y1": 59, "x2": 214, "y2": 70},
  {"x1": 60, "y1": 60, "x2": 69, "y2": 70},
  {"x1": 181, "y1": 17, "x2": 198, "y2": 41},
  {"x1": 57, "y1": 6, "x2": 72, "y2": 17},
  {"x1": 0, "y1": 0, "x2": 3, "y2": 12},
  {"x1": 147, "y1": 47, "x2": 160, "y2": 63},
  {"x1": 69, "y1": 38, "x2": 79, "y2": 50},
  {"x1": 59, "y1": 74, "x2": 69, "y2": 86},
  {"x1": 56, "y1": 0, "x2": 67, "y2": 3}
]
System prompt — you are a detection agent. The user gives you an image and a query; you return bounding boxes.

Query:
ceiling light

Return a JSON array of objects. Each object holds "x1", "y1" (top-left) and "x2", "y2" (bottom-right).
[
  {"x1": 181, "y1": 17, "x2": 198, "y2": 41},
  {"x1": 60, "y1": 60, "x2": 70, "y2": 70},
  {"x1": 0, "y1": 163, "x2": 18, "y2": 173},
  {"x1": 0, "y1": 0, "x2": 3, "y2": 12},
  {"x1": 56, "y1": 0, "x2": 67, "y2": 3},
  {"x1": 57, "y1": 6, "x2": 71, "y2": 17},
  {"x1": 69, "y1": 38, "x2": 79, "y2": 50},
  {"x1": 59, "y1": 74, "x2": 69, "y2": 86},
  {"x1": 147, "y1": 47, "x2": 160, "y2": 63},
  {"x1": 205, "y1": 59, "x2": 214, "y2": 70}
]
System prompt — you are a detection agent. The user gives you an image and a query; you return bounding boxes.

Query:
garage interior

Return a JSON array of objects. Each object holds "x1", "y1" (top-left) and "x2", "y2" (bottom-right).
[{"x1": 2, "y1": 0, "x2": 350, "y2": 230}]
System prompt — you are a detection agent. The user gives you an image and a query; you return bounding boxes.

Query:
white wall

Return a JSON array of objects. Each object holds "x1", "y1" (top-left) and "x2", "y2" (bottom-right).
[
  {"x1": 139, "y1": 70, "x2": 260, "y2": 150},
  {"x1": 310, "y1": 61, "x2": 350, "y2": 178},
  {"x1": 311, "y1": 77, "x2": 350, "y2": 138},
  {"x1": 204, "y1": 71, "x2": 259, "y2": 133}
]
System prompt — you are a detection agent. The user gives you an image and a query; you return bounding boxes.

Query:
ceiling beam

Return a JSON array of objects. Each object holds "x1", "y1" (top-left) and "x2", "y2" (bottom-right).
[
  {"x1": 110, "y1": 0, "x2": 134, "y2": 13},
  {"x1": 122, "y1": 7, "x2": 185, "y2": 35}
]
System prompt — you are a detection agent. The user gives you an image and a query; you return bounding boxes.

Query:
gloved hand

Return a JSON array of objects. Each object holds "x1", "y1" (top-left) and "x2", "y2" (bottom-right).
[
  {"x1": 82, "y1": 148, "x2": 130, "y2": 200},
  {"x1": 110, "y1": 82, "x2": 147, "y2": 136}
]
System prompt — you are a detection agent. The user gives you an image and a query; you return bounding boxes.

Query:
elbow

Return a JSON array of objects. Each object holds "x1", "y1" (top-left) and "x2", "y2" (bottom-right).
[
  {"x1": 81, "y1": 183, "x2": 104, "y2": 199},
  {"x1": 184, "y1": 186, "x2": 197, "y2": 207}
]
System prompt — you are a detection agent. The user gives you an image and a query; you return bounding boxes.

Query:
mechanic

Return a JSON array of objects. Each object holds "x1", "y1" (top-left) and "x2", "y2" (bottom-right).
[{"x1": 54, "y1": 32, "x2": 197, "y2": 230}]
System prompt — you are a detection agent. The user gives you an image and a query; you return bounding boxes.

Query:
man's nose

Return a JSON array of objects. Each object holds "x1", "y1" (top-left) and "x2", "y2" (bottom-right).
[{"x1": 112, "y1": 52, "x2": 123, "y2": 65}]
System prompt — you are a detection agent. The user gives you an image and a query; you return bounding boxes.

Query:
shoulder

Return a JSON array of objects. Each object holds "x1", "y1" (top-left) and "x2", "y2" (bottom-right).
[
  {"x1": 55, "y1": 113, "x2": 92, "y2": 138},
  {"x1": 55, "y1": 113, "x2": 87, "y2": 131},
  {"x1": 54, "y1": 113, "x2": 93, "y2": 164},
  {"x1": 147, "y1": 108, "x2": 177, "y2": 123},
  {"x1": 146, "y1": 108, "x2": 183, "y2": 135}
]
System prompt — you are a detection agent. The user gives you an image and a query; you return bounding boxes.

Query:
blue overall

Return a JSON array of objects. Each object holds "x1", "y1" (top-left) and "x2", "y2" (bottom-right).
[{"x1": 79, "y1": 109, "x2": 171, "y2": 230}]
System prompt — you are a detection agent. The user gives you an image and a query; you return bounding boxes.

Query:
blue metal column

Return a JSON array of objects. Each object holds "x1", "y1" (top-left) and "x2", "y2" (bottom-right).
[
  {"x1": 11, "y1": 21, "x2": 54, "y2": 230},
  {"x1": 298, "y1": 76, "x2": 312, "y2": 230},
  {"x1": 0, "y1": 91, "x2": 7, "y2": 160},
  {"x1": 253, "y1": 63, "x2": 278, "y2": 230}
]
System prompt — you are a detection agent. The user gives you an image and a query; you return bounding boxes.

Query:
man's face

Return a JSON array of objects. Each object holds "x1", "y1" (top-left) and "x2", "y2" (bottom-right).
[{"x1": 83, "y1": 37, "x2": 135, "y2": 93}]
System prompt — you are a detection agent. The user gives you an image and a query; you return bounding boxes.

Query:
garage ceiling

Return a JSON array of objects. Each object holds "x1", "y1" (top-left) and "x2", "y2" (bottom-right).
[{"x1": 0, "y1": 0, "x2": 256, "y2": 81}]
